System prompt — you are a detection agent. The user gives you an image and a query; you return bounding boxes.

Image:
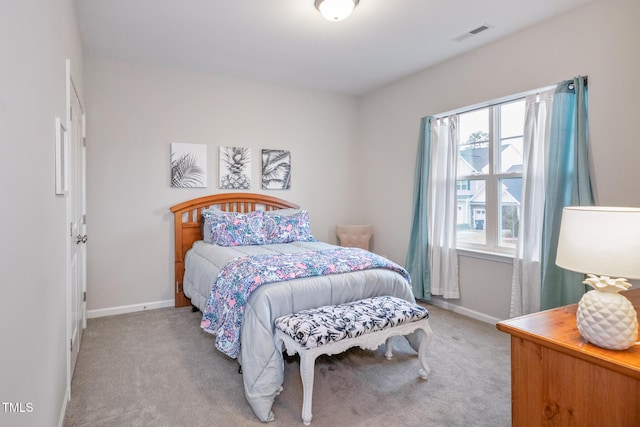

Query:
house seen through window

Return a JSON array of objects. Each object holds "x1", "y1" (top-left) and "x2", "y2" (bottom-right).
[{"x1": 456, "y1": 99, "x2": 525, "y2": 254}]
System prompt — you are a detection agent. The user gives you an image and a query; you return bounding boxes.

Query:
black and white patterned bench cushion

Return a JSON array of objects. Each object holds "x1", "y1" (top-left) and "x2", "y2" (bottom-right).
[{"x1": 274, "y1": 296, "x2": 429, "y2": 350}]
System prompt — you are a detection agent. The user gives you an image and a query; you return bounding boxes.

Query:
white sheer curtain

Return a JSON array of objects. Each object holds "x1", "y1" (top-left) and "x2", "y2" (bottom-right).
[
  {"x1": 510, "y1": 90, "x2": 554, "y2": 317},
  {"x1": 428, "y1": 116, "x2": 460, "y2": 299}
]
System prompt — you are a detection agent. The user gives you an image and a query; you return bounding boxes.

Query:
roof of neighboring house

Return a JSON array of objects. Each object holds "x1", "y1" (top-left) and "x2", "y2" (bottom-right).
[
  {"x1": 502, "y1": 177, "x2": 522, "y2": 203},
  {"x1": 459, "y1": 145, "x2": 490, "y2": 173},
  {"x1": 459, "y1": 143, "x2": 523, "y2": 205}
]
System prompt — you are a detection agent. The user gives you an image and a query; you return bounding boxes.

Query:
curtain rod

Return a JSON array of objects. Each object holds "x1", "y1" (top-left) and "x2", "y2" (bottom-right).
[{"x1": 429, "y1": 83, "x2": 558, "y2": 121}]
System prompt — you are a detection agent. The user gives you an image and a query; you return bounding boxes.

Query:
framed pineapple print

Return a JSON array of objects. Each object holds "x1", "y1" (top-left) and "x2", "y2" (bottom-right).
[
  {"x1": 219, "y1": 146, "x2": 251, "y2": 189},
  {"x1": 262, "y1": 149, "x2": 291, "y2": 190}
]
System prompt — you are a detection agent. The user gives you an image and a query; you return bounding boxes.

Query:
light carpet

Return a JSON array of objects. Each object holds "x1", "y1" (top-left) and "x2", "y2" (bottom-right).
[{"x1": 64, "y1": 303, "x2": 511, "y2": 427}]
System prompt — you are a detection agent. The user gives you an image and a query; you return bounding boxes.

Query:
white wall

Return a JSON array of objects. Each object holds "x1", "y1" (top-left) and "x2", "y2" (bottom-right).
[
  {"x1": 357, "y1": 0, "x2": 640, "y2": 321},
  {"x1": 84, "y1": 58, "x2": 358, "y2": 312},
  {"x1": 85, "y1": 0, "x2": 640, "y2": 322},
  {"x1": 0, "y1": 0, "x2": 83, "y2": 426}
]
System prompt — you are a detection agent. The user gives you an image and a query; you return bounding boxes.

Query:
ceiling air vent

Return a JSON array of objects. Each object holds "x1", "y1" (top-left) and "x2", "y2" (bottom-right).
[
  {"x1": 470, "y1": 25, "x2": 490, "y2": 35},
  {"x1": 453, "y1": 24, "x2": 492, "y2": 42}
]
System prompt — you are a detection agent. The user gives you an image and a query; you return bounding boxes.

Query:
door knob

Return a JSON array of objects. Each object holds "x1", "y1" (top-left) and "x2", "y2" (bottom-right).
[{"x1": 76, "y1": 234, "x2": 88, "y2": 244}]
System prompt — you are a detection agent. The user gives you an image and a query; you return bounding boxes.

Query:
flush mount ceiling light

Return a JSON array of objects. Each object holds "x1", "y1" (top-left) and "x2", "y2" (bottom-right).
[{"x1": 315, "y1": 0, "x2": 359, "y2": 22}]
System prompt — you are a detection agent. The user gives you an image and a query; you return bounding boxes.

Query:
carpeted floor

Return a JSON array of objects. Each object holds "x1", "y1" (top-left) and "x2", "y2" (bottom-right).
[{"x1": 63, "y1": 303, "x2": 511, "y2": 427}]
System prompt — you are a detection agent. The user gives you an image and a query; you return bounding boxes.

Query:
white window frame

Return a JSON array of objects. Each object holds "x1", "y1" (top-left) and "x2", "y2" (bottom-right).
[
  {"x1": 431, "y1": 85, "x2": 555, "y2": 258},
  {"x1": 456, "y1": 102, "x2": 524, "y2": 255}
]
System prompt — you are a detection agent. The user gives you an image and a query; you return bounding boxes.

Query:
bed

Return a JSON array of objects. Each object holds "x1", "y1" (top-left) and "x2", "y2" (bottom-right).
[{"x1": 170, "y1": 193, "x2": 421, "y2": 422}]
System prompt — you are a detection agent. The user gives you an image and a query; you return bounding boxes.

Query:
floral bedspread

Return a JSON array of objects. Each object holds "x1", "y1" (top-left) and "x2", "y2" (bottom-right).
[{"x1": 200, "y1": 247, "x2": 411, "y2": 358}]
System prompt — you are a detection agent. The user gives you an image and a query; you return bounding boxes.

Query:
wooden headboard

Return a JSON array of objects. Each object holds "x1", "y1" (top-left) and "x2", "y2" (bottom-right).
[{"x1": 169, "y1": 193, "x2": 300, "y2": 307}]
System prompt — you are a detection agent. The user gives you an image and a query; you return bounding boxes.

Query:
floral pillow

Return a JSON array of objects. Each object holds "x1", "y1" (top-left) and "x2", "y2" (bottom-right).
[
  {"x1": 263, "y1": 210, "x2": 315, "y2": 244},
  {"x1": 209, "y1": 210, "x2": 265, "y2": 246}
]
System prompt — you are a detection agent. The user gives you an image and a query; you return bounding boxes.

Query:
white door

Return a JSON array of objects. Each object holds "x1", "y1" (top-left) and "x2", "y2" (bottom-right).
[{"x1": 67, "y1": 61, "x2": 87, "y2": 383}]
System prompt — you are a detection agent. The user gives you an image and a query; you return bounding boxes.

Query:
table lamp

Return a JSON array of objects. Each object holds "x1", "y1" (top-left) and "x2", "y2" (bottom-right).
[{"x1": 556, "y1": 206, "x2": 640, "y2": 350}]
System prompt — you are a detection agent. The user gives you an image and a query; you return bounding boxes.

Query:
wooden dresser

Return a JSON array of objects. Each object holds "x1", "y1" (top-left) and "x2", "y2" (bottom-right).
[{"x1": 497, "y1": 288, "x2": 640, "y2": 427}]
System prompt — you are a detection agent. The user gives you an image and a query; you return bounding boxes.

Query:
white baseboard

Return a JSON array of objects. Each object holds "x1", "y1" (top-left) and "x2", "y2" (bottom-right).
[
  {"x1": 87, "y1": 299, "x2": 174, "y2": 319},
  {"x1": 427, "y1": 299, "x2": 502, "y2": 325},
  {"x1": 58, "y1": 387, "x2": 70, "y2": 427}
]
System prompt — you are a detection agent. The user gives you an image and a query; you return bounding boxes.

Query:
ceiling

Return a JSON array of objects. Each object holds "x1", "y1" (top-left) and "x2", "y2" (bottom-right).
[{"x1": 75, "y1": 0, "x2": 595, "y2": 96}]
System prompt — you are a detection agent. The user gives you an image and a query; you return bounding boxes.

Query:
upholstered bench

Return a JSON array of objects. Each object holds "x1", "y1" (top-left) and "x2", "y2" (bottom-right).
[{"x1": 274, "y1": 296, "x2": 432, "y2": 425}]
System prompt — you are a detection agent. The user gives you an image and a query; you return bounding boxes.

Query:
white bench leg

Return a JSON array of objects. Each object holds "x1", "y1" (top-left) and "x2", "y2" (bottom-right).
[
  {"x1": 384, "y1": 337, "x2": 393, "y2": 360},
  {"x1": 415, "y1": 324, "x2": 433, "y2": 379},
  {"x1": 299, "y1": 352, "x2": 317, "y2": 425}
]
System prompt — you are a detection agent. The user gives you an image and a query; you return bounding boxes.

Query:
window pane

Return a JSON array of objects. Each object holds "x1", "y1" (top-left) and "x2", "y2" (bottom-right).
[
  {"x1": 498, "y1": 100, "x2": 525, "y2": 173},
  {"x1": 458, "y1": 108, "x2": 489, "y2": 176},
  {"x1": 499, "y1": 136, "x2": 523, "y2": 173},
  {"x1": 456, "y1": 178, "x2": 486, "y2": 245},
  {"x1": 499, "y1": 177, "x2": 522, "y2": 248},
  {"x1": 500, "y1": 100, "x2": 525, "y2": 138}
]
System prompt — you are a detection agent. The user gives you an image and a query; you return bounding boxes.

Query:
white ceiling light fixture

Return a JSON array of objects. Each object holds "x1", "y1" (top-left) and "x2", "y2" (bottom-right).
[{"x1": 315, "y1": 0, "x2": 359, "y2": 22}]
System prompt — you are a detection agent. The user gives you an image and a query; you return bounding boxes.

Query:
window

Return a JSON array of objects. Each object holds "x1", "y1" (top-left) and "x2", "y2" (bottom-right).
[
  {"x1": 456, "y1": 99, "x2": 525, "y2": 254},
  {"x1": 456, "y1": 180, "x2": 470, "y2": 191}
]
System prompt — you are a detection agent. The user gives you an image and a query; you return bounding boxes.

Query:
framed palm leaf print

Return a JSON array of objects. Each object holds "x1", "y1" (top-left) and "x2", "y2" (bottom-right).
[
  {"x1": 170, "y1": 143, "x2": 207, "y2": 188},
  {"x1": 262, "y1": 149, "x2": 291, "y2": 190}
]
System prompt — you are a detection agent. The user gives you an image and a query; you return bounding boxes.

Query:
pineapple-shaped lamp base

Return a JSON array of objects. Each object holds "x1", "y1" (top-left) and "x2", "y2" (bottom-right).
[{"x1": 576, "y1": 274, "x2": 639, "y2": 350}]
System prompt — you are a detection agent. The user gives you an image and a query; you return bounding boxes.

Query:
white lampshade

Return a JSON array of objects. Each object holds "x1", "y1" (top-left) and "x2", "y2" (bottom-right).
[
  {"x1": 556, "y1": 206, "x2": 640, "y2": 279},
  {"x1": 315, "y1": 0, "x2": 359, "y2": 21}
]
